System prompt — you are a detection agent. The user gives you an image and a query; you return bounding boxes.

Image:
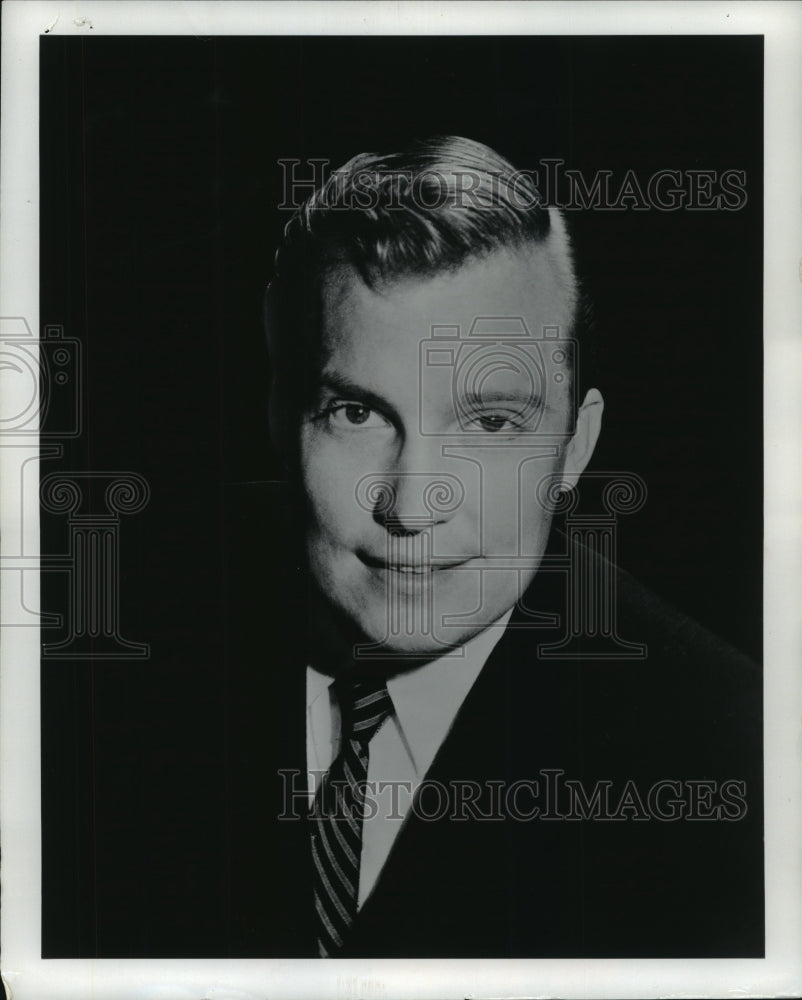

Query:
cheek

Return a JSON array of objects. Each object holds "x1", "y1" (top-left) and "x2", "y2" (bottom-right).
[
  {"x1": 300, "y1": 431, "x2": 367, "y2": 540},
  {"x1": 481, "y1": 452, "x2": 563, "y2": 547},
  {"x1": 521, "y1": 458, "x2": 562, "y2": 547}
]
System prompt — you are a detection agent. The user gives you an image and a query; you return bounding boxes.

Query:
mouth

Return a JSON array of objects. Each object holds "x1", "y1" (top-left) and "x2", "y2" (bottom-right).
[{"x1": 357, "y1": 552, "x2": 473, "y2": 574}]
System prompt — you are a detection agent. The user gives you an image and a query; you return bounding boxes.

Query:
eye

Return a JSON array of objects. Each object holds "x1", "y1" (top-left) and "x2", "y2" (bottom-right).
[
  {"x1": 466, "y1": 410, "x2": 525, "y2": 433},
  {"x1": 325, "y1": 400, "x2": 390, "y2": 429}
]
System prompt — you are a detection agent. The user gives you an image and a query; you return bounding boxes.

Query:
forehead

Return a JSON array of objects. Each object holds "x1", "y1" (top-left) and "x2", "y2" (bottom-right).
[{"x1": 318, "y1": 245, "x2": 575, "y2": 361}]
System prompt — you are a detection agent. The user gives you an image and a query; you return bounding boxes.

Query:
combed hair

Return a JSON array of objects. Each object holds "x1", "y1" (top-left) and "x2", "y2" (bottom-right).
[
  {"x1": 265, "y1": 135, "x2": 596, "y2": 420},
  {"x1": 274, "y1": 136, "x2": 554, "y2": 287}
]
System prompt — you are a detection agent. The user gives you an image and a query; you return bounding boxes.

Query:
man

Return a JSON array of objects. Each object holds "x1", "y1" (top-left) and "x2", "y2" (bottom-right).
[{"x1": 227, "y1": 136, "x2": 762, "y2": 958}]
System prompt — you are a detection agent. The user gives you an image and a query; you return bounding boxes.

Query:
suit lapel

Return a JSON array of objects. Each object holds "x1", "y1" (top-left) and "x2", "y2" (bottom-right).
[{"x1": 345, "y1": 561, "x2": 585, "y2": 956}]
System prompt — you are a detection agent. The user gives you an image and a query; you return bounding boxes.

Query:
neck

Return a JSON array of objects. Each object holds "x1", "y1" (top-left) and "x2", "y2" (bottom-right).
[{"x1": 305, "y1": 583, "x2": 451, "y2": 681}]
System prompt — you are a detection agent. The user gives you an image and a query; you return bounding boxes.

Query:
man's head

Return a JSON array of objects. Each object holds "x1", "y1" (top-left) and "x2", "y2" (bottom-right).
[{"x1": 266, "y1": 136, "x2": 603, "y2": 659}]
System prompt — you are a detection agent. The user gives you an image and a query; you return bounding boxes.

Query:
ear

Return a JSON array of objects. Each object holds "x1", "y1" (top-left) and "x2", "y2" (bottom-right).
[{"x1": 558, "y1": 388, "x2": 604, "y2": 492}]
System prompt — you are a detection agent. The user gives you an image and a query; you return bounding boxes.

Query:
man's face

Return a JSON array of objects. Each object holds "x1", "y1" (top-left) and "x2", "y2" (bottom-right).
[{"x1": 298, "y1": 245, "x2": 597, "y2": 658}]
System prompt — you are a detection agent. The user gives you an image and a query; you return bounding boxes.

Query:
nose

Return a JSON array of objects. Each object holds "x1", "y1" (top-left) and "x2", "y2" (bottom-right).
[{"x1": 369, "y1": 436, "x2": 465, "y2": 534}]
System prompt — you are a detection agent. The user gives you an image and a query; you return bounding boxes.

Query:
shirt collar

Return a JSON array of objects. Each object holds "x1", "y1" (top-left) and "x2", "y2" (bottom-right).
[
  {"x1": 387, "y1": 610, "x2": 512, "y2": 777},
  {"x1": 306, "y1": 609, "x2": 512, "y2": 779},
  {"x1": 307, "y1": 660, "x2": 335, "y2": 707}
]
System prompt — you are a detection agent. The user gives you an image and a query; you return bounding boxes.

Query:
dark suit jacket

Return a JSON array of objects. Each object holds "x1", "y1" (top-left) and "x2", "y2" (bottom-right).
[{"x1": 223, "y1": 515, "x2": 763, "y2": 959}]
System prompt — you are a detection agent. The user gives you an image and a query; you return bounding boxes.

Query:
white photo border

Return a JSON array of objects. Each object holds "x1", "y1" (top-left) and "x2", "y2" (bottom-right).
[{"x1": 1, "y1": 2, "x2": 800, "y2": 997}]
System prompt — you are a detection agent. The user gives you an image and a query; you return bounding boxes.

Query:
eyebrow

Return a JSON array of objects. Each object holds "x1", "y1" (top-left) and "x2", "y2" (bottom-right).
[
  {"x1": 317, "y1": 370, "x2": 545, "y2": 421},
  {"x1": 320, "y1": 370, "x2": 543, "y2": 434},
  {"x1": 460, "y1": 388, "x2": 544, "y2": 408}
]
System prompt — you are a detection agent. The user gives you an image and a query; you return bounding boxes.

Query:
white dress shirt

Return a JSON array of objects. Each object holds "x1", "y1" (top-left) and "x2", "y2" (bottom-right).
[{"x1": 306, "y1": 610, "x2": 512, "y2": 908}]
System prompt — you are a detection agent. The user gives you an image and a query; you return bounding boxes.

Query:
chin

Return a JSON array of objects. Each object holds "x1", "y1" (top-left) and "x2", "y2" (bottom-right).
[{"x1": 345, "y1": 606, "x2": 484, "y2": 662}]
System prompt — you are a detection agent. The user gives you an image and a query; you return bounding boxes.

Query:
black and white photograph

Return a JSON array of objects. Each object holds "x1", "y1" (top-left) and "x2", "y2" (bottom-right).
[{"x1": 1, "y1": 2, "x2": 801, "y2": 998}]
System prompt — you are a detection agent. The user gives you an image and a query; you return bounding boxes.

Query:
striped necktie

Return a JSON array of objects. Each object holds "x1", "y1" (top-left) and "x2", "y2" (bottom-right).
[{"x1": 310, "y1": 675, "x2": 393, "y2": 957}]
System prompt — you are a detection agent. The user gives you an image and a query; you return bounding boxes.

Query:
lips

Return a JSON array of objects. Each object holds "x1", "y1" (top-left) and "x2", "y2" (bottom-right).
[{"x1": 357, "y1": 551, "x2": 472, "y2": 573}]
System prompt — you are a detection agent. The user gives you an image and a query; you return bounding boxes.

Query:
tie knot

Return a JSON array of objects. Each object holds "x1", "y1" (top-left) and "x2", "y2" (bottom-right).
[{"x1": 337, "y1": 676, "x2": 393, "y2": 745}]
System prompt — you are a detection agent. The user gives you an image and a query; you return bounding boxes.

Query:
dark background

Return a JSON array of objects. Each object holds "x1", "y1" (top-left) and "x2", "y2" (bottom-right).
[{"x1": 40, "y1": 35, "x2": 763, "y2": 956}]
